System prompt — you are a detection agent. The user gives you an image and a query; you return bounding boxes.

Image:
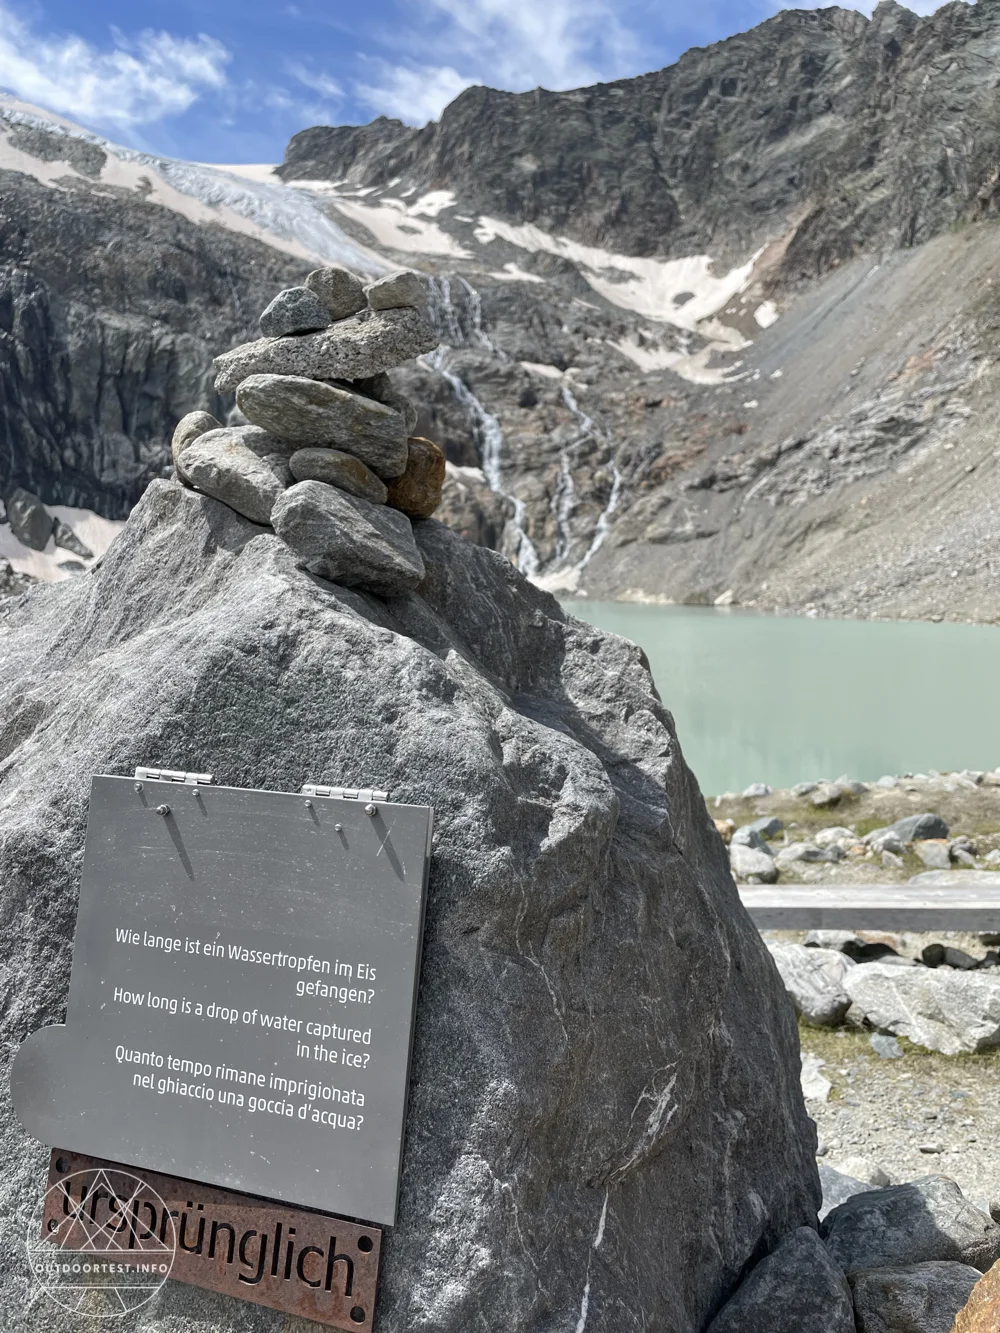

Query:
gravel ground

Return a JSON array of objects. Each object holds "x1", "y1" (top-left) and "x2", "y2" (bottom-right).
[{"x1": 802, "y1": 1023, "x2": 1000, "y2": 1208}]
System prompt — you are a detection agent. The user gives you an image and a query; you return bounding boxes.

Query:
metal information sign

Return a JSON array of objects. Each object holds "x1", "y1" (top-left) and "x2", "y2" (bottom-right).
[
  {"x1": 13, "y1": 774, "x2": 433, "y2": 1228},
  {"x1": 39, "y1": 1149, "x2": 382, "y2": 1330}
]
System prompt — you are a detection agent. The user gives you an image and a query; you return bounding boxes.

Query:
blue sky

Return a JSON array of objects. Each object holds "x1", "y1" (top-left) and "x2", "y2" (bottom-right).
[{"x1": 0, "y1": 0, "x2": 956, "y2": 164}]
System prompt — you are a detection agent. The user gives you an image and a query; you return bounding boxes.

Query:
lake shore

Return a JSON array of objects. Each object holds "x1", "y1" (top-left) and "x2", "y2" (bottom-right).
[{"x1": 710, "y1": 769, "x2": 1000, "y2": 885}]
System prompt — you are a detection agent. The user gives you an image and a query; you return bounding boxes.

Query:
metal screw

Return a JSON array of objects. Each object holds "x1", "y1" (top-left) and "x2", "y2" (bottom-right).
[
  {"x1": 156, "y1": 804, "x2": 170, "y2": 817},
  {"x1": 304, "y1": 799, "x2": 313, "y2": 809},
  {"x1": 365, "y1": 803, "x2": 377, "y2": 817},
  {"x1": 134, "y1": 782, "x2": 143, "y2": 792}
]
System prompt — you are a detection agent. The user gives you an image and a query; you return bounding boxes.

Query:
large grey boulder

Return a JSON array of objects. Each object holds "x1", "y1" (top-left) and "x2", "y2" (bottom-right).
[
  {"x1": 272, "y1": 479, "x2": 425, "y2": 595},
  {"x1": 844, "y1": 962, "x2": 1000, "y2": 1054},
  {"x1": 706, "y1": 1227, "x2": 855, "y2": 1333},
  {"x1": 5, "y1": 488, "x2": 53, "y2": 550},
  {"x1": 178, "y1": 426, "x2": 292, "y2": 525},
  {"x1": 213, "y1": 307, "x2": 438, "y2": 391},
  {"x1": 849, "y1": 1261, "x2": 981, "y2": 1333},
  {"x1": 823, "y1": 1176, "x2": 1000, "y2": 1276},
  {"x1": 769, "y1": 943, "x2": 856, "y2": 1026},
  {"x1": 0, "y1": 481, "x2": 820, "y2": 1332},
  {"x1": 236, "y1": 373, "x2": 408, "y2": 476}
]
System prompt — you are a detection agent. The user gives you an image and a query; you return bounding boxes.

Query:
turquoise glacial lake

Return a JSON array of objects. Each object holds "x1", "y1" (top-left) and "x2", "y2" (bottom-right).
[{"x1": 562, "y1": 602, "x2": 1000, "y2": 798}]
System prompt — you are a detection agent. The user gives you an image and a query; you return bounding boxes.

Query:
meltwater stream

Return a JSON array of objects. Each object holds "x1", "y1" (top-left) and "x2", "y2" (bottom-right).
[{"x1": 563, "y1": 602, "x2": 1000, "y2": 797}]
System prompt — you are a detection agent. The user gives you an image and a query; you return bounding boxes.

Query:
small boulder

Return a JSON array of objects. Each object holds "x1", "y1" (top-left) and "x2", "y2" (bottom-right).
[
  {"x1": 844, "y1": 962, "x2": 1000, "y2": 1054},
  {"x1": 893, "y1": 813, "x2": 950, "y2": 842},
  {"x1": 751, "y1": 815, "x2": 784, "y2": 838},
  {"x1": 171, "y1": 410, "x2": 221, "y2": 473},
  {"x1": 288, "y1": 448, "x2": 388, "y2": 505},
  {"x1": 365, "y1": 268, "x2": 429, "y2": 311},
  {"x1": 53, "y1": 519, "x2": 93, "y2": 560},
  {"x1": 259, "y1": 286, "x2": 331, "y2": 337},
  {"x1": 823, "y1": 1176, "x2": 1000, "y2": 1276},
  {"x1": 236, "y1": 374, "x2": 408, "y2": 477},
  {"x1": 815, "y1": 827, "x2": 857, "y2": 849},
  {"x1": 812, "y1": 782, "x2": 844, "y2": 808},
  {"x1": 272, "y1": 480, "x2": 425, "y2": 596},
  {"x1": 849, "y1": 1261, "x2": 981, "y2": 1333},
  {"x1": 179, "y1": 427, "x2": 292, "y2": 525},
  {"x1": 706, "y1": 1227, "x2": 856, "y2": 1333},
  {"x1": 729, "y1": 842, "x2": 777, "y2": 883},
  {"x1": 820, "y1": 1165, "x2": 878, "y2": 1221},
  {"x1": 5, "y1": 489, "x2": 54, "y2": 551},
  {"x1": 916, "y1": 840, "x2": 952, "y2": 870},
  {"x1": 304, "y1": 265, "x2": 368, "y2": 321},
  {"x1": 768, "y1": 943, "x2": 855, "y2": 1026},
  {"x1": 385, "y1": 437, "x2": 446, "y2": 518},
  {"x1": 922, "y1": 943, "x2": 981, "y2": 971},
  {"x1": 952, "y1": 1258, "x2": 1000, "y2": 1331},
  {"x1": 732, "y1": 824, "x2": 771, "y2": 851},
  {"x1": 742, "y1": 782, "x2": 771, "y2": 798},
  {"x1": 777, "y1": 842, "x2": 841, "y2": 864}
]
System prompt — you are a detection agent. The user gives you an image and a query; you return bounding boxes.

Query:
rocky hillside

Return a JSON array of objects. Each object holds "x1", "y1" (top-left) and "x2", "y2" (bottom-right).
[{"x1": 6, "y1": 3, "x2": 1000, "y2": 618}]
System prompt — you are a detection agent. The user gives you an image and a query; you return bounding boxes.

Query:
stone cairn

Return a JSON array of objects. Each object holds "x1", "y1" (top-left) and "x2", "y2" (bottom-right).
[{"x1": 171, "y1": 266, "x2": 445, "y2": 597}]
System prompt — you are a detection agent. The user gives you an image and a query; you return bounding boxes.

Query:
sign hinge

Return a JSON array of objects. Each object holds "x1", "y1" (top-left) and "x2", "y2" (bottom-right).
[
  {"x1": 301, "y1": 784, "x2": 389, "y2": 803},
  {"x1": 135, "y1": 767, "x2": 215, "y2": 786}
]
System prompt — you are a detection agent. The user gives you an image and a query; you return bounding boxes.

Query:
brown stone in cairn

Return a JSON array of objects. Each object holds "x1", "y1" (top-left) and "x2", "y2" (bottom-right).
[
  {"x1": 951, "y1": 1259, "x2": 1000, "y2": 1331},
  {"x1": 385, "y1": 437, "x2": 446, "y2": 519}
]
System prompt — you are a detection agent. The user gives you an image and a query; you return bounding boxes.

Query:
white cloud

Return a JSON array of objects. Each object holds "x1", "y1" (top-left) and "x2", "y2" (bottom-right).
[
  {"x1": 355, "y1": 61, "x2": 477, "y2": 124},
  {"x1": 415, "y1": 0, "x2": 638, "y2": 90},
  {"x1": 354, "y1": 0, "x2": 640, "y2": 125},
  {"x1": 286, "y1": 63, "x2": 343, "y2": 101},
  {"x1": 0, "y1": 4, "x2": 229, "y2": 128}
]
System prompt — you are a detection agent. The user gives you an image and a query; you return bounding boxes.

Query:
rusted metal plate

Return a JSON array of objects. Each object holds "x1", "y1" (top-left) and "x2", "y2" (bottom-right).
[{"x1": 42, "y1": 1149, "x2": 382, "y2": 1331}]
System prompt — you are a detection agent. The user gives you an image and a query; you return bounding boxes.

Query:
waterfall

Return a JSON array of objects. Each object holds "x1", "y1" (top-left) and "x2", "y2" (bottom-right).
[
  {"x1": 559, "y1": 386, "x2": 622, "y2": 571},
  {"x1": 423, "y1": 280, "x2": 539, "y2": 575}
]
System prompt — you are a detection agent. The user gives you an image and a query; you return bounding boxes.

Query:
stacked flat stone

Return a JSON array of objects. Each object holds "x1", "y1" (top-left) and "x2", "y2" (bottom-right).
[{"x1": 171, "y1": 266, "x2": 446, "y2": 597}]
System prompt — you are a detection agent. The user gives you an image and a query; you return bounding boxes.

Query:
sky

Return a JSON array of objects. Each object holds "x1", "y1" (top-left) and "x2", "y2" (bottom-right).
[{"x1": 0, "y1": 0, "x2": 962, "y2": 164}]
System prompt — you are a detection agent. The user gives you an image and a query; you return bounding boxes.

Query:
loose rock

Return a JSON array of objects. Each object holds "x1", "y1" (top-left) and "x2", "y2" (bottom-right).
[
  {"x1": 952, "y1": 1259, "x2": 1000, "y2": 1331},
  {"x1": 733, "y1": 824, "x2": 771, "y2": 851},
  {"x1": 288, "y1": 448, "x2": 388, "y2": 504},
  {"x1": 365, "y1": 268, "x2": 429, "y2": 311},
  {"x1": 916, "y1": 840, "x2": 953, "y2": 870},
  {"x1": 272, "y1": 479, "x2": 425, "y2": 595},
  {"x1": 259, "y1": 285, "x2": 331, "y2": 337},
  {"x1": 743, "y1": 782, "x2": 772, "y2": 798},
  {"x1": 304, "y1": 265, "x2": 368, "y2": 321},
  {"x1": 52, "y1": 520, "x2": 92, "y2": 560},
  {"x1": 768, "y1": 943, "x2": 856, "y2": 1026},
  {"x1": 171, "y1": 410, "x2": 221, "y2": 472},
  {"x1": 820, "y1": 1164, "x2": 877, "y2": 1221},
  {"x1": 812, "y1": 782, "x2": 845, "y2": 808},
  {"x1": 6, "y1": 489, "x2": 53, "y2": 551},
  {"x1": 385, "y1": 437, "x2": 446, "y2": 518},
  {"x1": 823, "y1": 1176, "x2": 1000, "y2": 1275},
  {"x1": 706, "y1": 1227, "x2": 856, "y2": 1333},
  {"x1": 214, "y1": 307, "x2": 438, "y2": 391},
  {"x1": 894, "y1": 814, "x2": 951, "y2": 842},
  {"x1": 849, "y1": 1261, "x2": 981, "y2": 1333},
  {"x1": 178, "y1": 427, "x2": 292, "y2": 525},
  {"x1": 777, "y1": 842, "x2": 841, "y2": 864},
  {"x1": 236, "y1": 374, "x2": 408, "y2": 477},
  {"x1": 730, "y1": 842, "x2": 778, "y2": 882},
  {"x1": 844, "y1": 963, "x2": 1000, "y2": 1054}
]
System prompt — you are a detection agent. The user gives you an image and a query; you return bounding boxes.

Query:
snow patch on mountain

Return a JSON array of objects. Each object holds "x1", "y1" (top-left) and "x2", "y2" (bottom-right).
[{"x1": 0, "y1": 96, "x2": 385, "y2": 273}]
